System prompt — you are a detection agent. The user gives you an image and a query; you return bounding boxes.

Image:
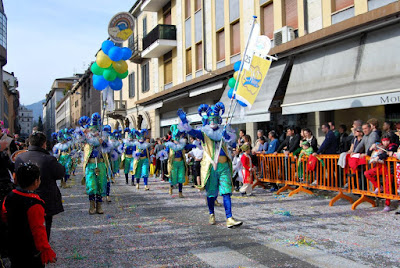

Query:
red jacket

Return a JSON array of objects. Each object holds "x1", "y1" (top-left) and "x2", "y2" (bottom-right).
[{"x1": 241, "y1": 153, "x2": 254, "y2": 184}]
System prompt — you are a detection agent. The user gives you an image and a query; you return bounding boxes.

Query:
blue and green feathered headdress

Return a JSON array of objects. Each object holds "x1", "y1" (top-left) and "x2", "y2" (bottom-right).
[
  {"x1": 135, "y1": 129, "x2": 148, "y2": 140},
  {"x1": 198, "y1": 102, "x2": 225, "y2": 126}
]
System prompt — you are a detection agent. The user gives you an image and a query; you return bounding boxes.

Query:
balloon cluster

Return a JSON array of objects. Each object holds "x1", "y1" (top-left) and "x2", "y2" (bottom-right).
[
  {"x1": 227, "y1": 61, "x2": 247, "y2": 107},
  {"x1": 91, "y1": 40, "x2": 133, "y2": 91}
]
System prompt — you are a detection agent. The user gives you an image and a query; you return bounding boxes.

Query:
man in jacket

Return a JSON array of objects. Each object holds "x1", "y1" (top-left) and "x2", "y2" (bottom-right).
[
  {"x1": 313, "y1": 123, "x2": 338, "y2": 155},
  {"x1": 15, "y1": 132, "x2": 65, "y2": 239},
  {"x1": 353, "y1": 123, "x2": 380, "y2": 156},
  {"x1": 274, "y1": 126, "x2": 300, "y2": 156}
]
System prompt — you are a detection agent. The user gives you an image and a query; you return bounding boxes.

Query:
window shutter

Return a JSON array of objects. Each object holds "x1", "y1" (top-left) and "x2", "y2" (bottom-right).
[
  {"x1": 262, "y1": 3, "x2": 274, "y2": 39},
  {"x1": 231, "y1": 21, "x2": 240, "y2": 55},
  {"x1": 217, "y1": 30, "x2": 225, "y2": 61},
  {"x1": 285, "y1": 0, "x2": 298, "y2": 29},
  {"x1": 334, "y1": 0, "x2": 354, "y2": 12}
]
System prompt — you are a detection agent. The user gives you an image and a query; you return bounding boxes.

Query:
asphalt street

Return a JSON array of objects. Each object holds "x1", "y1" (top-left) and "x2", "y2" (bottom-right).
[{"x1": 47, "y1": 168, "x2": 400, "y2": 268}]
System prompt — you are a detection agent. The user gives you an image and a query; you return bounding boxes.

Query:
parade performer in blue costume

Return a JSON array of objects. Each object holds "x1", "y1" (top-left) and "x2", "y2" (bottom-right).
[
  {"x1": 82, "y1": 113, "x2": 112, "y2": 214},
  {"x1": 132, "y1": 129, "x2": 151, "y2": 190},
  {"x1": 102, "y1": 125, "x2": 115, "y2": 203},
  {"x1": 165, "y1": 125, "x2": 195, "y2": 198},
  {"x1": 177, "y1": 102, "x2": 242, "y2": 228},
  {"x1": 121, "y1": 128, "x2": 136, "y2": 185},
  {"x1": 110, "y1": 129, "x2": 123, "y2": 177},
  {"x1": 53, "y1": 129, "x2": 73, "y2": 188}
]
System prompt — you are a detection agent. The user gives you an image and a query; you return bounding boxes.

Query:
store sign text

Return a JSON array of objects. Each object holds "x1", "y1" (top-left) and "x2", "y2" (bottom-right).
[{"x1": 380, "y1": 95, "x2": 400, "y2": 104}]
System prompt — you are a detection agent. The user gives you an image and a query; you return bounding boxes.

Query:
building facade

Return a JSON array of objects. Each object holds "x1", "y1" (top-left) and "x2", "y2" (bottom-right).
[
  {"x1": 18, "y1": 106, "x2": 33, "y2": 138},
  {"x1": 55, "y1": 94, "x2": 70, "y2": 131},
  {"x1": 0, "y1": 0, "x2": 7, "y2": 125},
  {"x1": 43, "y1": 76, "x2": 79, "y2": 138},
  {"x1": 70, "y1": 68, "x2": 101, "y2": 128},
  {"x1": 104, "y1": 0, "x2": 400, "y2": 142},
  {"x1": 2, "y1": 70, "x2": 19, "y2": 135}
]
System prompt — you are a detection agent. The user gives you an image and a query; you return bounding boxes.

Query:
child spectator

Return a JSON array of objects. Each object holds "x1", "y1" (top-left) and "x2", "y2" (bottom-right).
[
  {"x1": 240, "y1": 144, "x2": 254, "y2": 196},
  {"x1": 364, "y1": 135, "x2": 398, "y2": 212},
  {"x1": 295, "y1": 141, "x2": 313, "y2": 181},
  {"x1": 1, "y1": 163, "x2": 57, "y2": 267}
]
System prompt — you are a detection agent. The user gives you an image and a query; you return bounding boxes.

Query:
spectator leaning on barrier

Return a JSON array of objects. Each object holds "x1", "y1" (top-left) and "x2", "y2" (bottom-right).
[
  {"x1": 265, "y1": 131, "x2": 279, "y2": 154},
  {"x1": 353, "y1": 123, "x2": 380, "y2": 156},
  {"x1": 256, "y1": 136, "x2": 268, "y2": 153},
  {"x1": 15, "y1": 132, "x2": 65, "y2": 240},
  {"x1": 274, "y1": 126, "x2": 300, "y2": 156},
  {"x1": 313, "y1": 123, "x2": 338, "y2": 156},
  {"x1": 367, "y1": 118, "x2": 381, "y2": 138},
  {"x1": 348, "y1": 126, "x2": 364, "y2": 153}
]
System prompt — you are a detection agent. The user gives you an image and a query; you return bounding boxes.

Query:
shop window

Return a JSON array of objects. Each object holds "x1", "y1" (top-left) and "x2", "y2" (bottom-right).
[
  {"x1": 262, "y1": 2, "x2": 274, "y2": 39},
  {"x1": 231, "y1": 21, "x2": 240, "y2": 55},
  {"x1": 216, "y1": 29, "x2": 225, "y2": 61},
  {"x1": 196, "y1": 42, "x2": 202, "y2": 71},
  {"x1": 186, "y1": 48, "x2": 192, "y2": 75},
  {"x1": 284, "y1": 0, "x2": 298, "y2": 29},
  {"x1": 334, "y1": 0, "x2": 354, "y2": 12}
]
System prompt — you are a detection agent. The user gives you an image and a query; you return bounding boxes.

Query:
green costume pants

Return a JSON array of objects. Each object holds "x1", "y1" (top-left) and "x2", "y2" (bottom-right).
[
  {"x1": 169, "y1": 160, "x2": 185, "y2": 186},
  {"x1": 134, "y1": 158, "x2": 149, "y2": 178},
  {"x1": 205, "y1": 162, "x2": 232, "y2": 198},
  {"x1": 59, "y1": 154, "x2": 72, "y2": 175},
  {"x1": 85, "y1": 162, "x2": 107, "y2": 196},
  {"x1": 124, "y1": 157, "x2": 133, "y2": 174},
  {"x1": 112, "y1": 159, "x2": 121, "y2": 174}
]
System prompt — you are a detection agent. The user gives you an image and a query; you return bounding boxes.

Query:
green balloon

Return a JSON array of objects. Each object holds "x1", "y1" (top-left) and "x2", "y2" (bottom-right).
[
  {"x1": 91, "y1": 62, "x2": 104, "y2": 76},
  {"x1": 116, "y1": 70, "x2": 128, "y2": 79},
  {"x1": 103, "y1": 68, "x2": 117, "y2": 81},
  {"x1": 228, "y1": 77, "x2": 236, "y2": 88}
]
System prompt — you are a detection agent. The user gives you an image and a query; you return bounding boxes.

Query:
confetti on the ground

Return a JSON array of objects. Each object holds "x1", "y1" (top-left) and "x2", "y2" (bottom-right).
[{"x1": 66, "y1": 248, "x2": 87, "y2": 260}]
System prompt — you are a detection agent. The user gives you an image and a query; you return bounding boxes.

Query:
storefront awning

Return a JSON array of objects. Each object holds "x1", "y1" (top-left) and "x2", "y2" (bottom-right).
[
  {"x1": 219, "y1": 59, "x2": 288, "y2": 124},
  {"x1": 282, "y1": 23, "x2": 400, "y2": 114}
]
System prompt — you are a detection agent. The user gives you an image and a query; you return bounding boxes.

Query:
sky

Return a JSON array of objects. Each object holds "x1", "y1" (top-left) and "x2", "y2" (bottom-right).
[{"x1": 4, "y1": 0, "x2": 135, "y2": 105}]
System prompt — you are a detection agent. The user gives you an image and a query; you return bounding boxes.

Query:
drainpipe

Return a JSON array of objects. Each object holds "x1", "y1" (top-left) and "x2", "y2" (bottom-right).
[
  {"x1": 303, "y1": 0, "x2": 309, "y2": 35},
  {"x1": 202, "y1": 0, "x2": 212, "y2": 73}
]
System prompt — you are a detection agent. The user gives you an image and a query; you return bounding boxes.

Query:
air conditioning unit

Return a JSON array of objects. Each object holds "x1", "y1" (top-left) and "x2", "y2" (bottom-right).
[{"x1": 273, "y1": 26, "x2": 295, "y2": 47}]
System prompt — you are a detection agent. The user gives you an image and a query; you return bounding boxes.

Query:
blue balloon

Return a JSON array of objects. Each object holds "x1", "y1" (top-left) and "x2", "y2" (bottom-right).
[
  {"x1": 237, "y1": 100, "x2": 247, "y2": 107},
  {"x1": 227, "y1": 88, "x2": 235, "y2": 99},
  {"x1": 233, "y1": 61, "x2": 242, "y2": 72},
  {"x1": 121, "y1": 47, "x2": 133, "y2": 60},
  {"x1": 109, "y1": 78, "x2": 123, "y2": 91},
  {"x1": 101, "y1": 40, "x2": 114, "y2": 55},
  {"x1": 108, "y1": 46, "x2": 123, "y2": 62},
  {"x1": 93, "y1": 75, "x2": 108, "y2": 90}
]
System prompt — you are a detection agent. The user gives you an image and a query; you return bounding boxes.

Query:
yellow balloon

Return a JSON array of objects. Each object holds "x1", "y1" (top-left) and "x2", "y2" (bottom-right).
[
  {"x1": 96, "y1": 51, "x2": 112, "y2": 68},
  {"x1": 112, "y1": 60, "x2": 128, "y2": 74},
  {"x1": 233, "y1": 71, "x2": 239, "y2": 80}
]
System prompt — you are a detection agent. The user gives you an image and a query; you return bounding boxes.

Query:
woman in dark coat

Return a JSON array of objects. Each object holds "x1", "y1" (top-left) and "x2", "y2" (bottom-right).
[{"x1": 14, "y1": 132, "x2": 65, "y2": 239}]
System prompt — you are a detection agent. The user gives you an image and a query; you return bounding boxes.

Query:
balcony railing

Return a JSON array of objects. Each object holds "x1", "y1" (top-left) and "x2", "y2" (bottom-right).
[
  {"x1": 114, "y1": 100, "x2": 127, "y2": 111},
  {"x1": 142, "y1": 24, "x2": 177, "y2": 51},
  {"x1": 128, "y1": 36, "x2": 144, "y2": 64}
]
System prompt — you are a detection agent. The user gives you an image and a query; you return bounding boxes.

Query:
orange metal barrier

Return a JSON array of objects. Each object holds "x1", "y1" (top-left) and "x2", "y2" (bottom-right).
[
  {"x1": 350, "y1": 156, "x2": 400, "y2": 210},
  {"x1": 256, "y1": 153, "x2": 400, "y2": 210}
]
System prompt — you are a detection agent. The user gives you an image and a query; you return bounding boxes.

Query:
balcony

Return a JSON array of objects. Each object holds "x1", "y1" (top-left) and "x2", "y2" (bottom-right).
[
  {"x1": 106, "y1": 100, "x2": 127, "y2": 120},
  {"x1": 128, "y1": 36, "x2": 143, "y2": 64},
  {"x1": 141, "y1": 0, "x2": 171, "y2": 12},
  {"x1": 141, "y1": 24, "x2": 177, "y2": 58}
]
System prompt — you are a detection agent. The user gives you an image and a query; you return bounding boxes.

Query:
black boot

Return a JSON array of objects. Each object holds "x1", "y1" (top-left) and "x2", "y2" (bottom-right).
[{"x1": 125, "y1": 174, "x2": 128, "y2": 184}]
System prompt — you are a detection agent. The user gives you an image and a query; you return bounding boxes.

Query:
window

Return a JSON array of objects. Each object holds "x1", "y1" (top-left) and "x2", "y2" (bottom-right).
[
  {"x1": 195, "y1": 0, "x2": 202, "y2": 11},
  {"x1": 216, "y1": 30, "x2": 225, "y2": 61},
  {"x1": 186, "y1": 48, "x2": 192, "y2": 75},
  {"x1": 141, "y1": 63, "x2": 150, "y2": 93},
  {"x1": 185, "y1": 0, "x2": 191, "y2": 19},
  {"x1": 334, "y1": 0, "x2": 354, "y2": 12},
  {"x1": 284, "y1": 0, "x2": 298, "y2": 29},
  {"x1": 262, "y1": 3, "x2": 274, "y2": 39},
  {"x1": 129, "y1": 72, "x2": 135, "y2": 98},
  {"x1": 196, "y1": 42, "x2": 202, "y2": 70},
  {"x1": 163, "y1": 2, "x2": 172, "y2": 25},
  {"x1": 231, "y1": 21, "x2": 240, "y2": 55},
  {"x1": 164, "y1": 52, "x2": 173, "y2": 84},
  {"x1": 143, "y1": 17, "x2": 147, "y2": 37}
]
